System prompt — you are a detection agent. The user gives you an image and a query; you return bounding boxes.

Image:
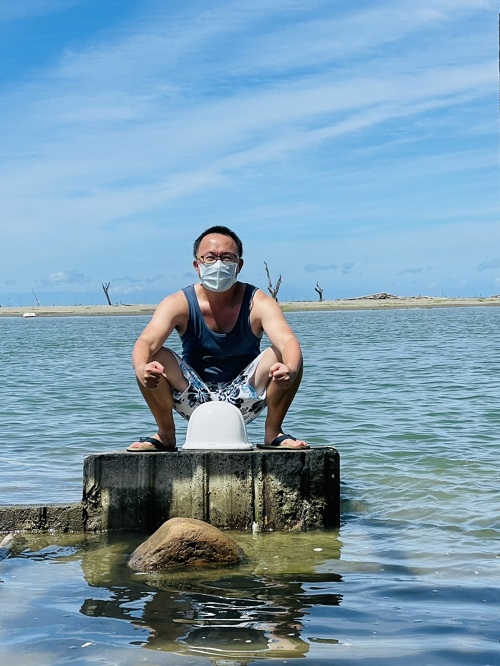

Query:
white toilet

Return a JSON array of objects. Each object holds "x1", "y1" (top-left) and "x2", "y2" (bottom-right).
[{"x1": 183, "y1": 401, "x2": 253, "y2": 450}]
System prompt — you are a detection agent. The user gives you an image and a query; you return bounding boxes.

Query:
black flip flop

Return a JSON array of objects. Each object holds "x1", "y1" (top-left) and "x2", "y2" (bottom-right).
[
  {"x1": 257, "y1": 434, "x2": 310, "y2": 450},
  {"x1": 127, "y1": 437, "x2": 178, "y2": 452}
]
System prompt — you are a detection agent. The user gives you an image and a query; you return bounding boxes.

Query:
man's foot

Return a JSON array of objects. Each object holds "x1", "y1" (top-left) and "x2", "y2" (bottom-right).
[
  {"x1": 257, "y1": 433, "x2": 309, "y2": 450},
  {"x1": 127, "y1": 434, "x2": 177, "y2": 452}
]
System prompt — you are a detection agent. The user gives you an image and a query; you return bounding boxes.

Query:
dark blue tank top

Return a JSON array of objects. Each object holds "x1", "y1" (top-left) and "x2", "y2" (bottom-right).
[{"x1": 180, "y1": 283, "x2": 261, "y2": 383}]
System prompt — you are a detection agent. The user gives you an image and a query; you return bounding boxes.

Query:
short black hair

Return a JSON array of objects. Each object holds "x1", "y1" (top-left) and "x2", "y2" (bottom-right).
[{"x1": 193, "y1": 225, "x2": 243, "y2": 258}]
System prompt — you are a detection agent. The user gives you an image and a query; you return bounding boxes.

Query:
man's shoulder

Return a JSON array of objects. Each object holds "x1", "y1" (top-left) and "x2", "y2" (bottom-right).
[
  {"x1": 250, "y1": 286, "x2": 273, "y2": 305},
  {"x1": 154, "y1": 289, "x2": 189, "y2": 316},
  {"x1": 249, "y1": 286, "x2": 281, "y2": 317}
]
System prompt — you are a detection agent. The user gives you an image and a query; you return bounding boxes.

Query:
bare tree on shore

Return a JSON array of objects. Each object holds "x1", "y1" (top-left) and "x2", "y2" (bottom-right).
[
  {"x1": 31, "y1": 288, "x2": 41, "y2": 306},
  {"x1": 314, "y1": 282, "x2": 324, "y2": 302},
  {"x1": 102, "y1": 282, "x2": 112, "y2": 305},
  {"x1": 264, "y1": 262, "x2": 282, "y2": 301}
]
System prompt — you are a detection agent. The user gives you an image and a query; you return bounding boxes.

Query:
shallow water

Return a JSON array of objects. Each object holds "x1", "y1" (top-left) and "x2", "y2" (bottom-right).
[{"x1": 1, "y1": 308, "x2": 499, "y2": 664}]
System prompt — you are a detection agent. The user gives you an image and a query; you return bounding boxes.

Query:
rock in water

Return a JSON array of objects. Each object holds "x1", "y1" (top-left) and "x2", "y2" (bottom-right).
[
  {"x1": 128, "y1": 517, "x2": 244, "y2": 571},
  {"x1": 0, "y1": 534, "x2": 14, "y2": 560}
]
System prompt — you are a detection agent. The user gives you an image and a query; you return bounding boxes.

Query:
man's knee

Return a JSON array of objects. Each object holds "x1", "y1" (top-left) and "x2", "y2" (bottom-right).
[
  {"x1": 153, "y1": 348, "x2": 188, "y2": 392},
  {"x1": 252, "y1": 347, "x2": 278, "y2": 392},
  {"x1": 152, "y1": 346, "x2": 174, "y2": 363},
  {"x1": 254, "y1": 347, "x2": 303, "y2": 392}
]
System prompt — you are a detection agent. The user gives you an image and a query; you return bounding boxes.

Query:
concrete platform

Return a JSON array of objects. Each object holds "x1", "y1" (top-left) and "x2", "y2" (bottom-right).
[
  {"x1": 83, "y1": 446, "x2": 340, "y2": 532},
  {"x1": 0, "y1": 447, "x2": 340, "y2": 533},
  {"x1": 0, "y1": 504, "x2": 83, "y2": 533}
]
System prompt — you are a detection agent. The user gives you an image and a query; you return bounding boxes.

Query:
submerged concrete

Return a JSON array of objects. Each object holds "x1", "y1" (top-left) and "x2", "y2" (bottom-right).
[
  {"x1": 82, "y1": 446, "x2": 340, "y2": 533},
  {"x1": 0, "y1": 447, "x2": 340, "y2": 534},
  {"x1": 0, "y1": 504, "x2": 83, "y2": 533}
]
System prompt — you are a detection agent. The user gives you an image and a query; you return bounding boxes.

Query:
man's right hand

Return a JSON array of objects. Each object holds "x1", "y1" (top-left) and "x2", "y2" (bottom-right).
[{"x1": 138, "y1": 361, "x2": 166, "y2": 389}]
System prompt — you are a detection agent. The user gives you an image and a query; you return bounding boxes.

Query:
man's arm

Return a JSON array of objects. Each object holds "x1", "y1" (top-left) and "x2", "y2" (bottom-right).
[
  {"x1": 132, "y1": 291, "x2": 187, "y2": 387},
  {"x1": 252, "y1": 290, "x2": 303, "y2": 390}
]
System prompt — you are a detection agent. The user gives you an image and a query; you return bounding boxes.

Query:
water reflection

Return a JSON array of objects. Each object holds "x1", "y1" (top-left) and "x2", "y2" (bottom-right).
[{"x1": 77, "y1": 530, "x2": 343, "y2": 662}]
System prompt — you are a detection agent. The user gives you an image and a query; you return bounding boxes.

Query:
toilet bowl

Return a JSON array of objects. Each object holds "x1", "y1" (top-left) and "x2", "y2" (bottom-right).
[{"x1": 183, "y1": 401, "x2": 253, "y2": 450}]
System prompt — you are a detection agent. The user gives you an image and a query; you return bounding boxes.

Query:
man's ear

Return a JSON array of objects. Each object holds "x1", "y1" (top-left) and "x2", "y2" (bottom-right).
[
  {"x1": 193, "y1": 259, "x2": 201, "y2": 274},
  {"x1": 237, "y1": 258, "x2": 244, "y2": 273}
]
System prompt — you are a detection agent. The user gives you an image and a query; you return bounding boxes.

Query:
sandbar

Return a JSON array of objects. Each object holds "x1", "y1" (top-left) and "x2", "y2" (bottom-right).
[{"x1": 1, "y1": 294, "x2": 499, "y2": 318}]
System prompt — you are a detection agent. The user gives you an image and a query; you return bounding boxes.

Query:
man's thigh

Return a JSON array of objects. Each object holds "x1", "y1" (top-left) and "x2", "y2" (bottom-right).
[
  {"x1": 171, "y1": 351, "x2": 269, "y2": 424},
  {"x1": 218, "y1": 354, "x2": 268, "y2": 424},
  {"x1": 168, "y1": 352, "x2": 213, "y2": 420}
]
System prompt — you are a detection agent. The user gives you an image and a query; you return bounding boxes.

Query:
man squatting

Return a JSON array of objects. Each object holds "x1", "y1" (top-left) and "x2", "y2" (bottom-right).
[{"x1": 128, "y1": 225, "x2": 308, "y2": 452}]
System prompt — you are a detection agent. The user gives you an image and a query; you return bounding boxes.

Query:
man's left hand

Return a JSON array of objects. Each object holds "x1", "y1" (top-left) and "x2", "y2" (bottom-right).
[{"x1": 269, "y1": 362, "x2": 295, "y2": 390}]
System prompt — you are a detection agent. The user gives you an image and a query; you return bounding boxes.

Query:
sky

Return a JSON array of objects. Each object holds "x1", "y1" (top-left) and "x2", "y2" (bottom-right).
[{"x1": 0, "y1": 0, "x2": 498, "y2": 306}]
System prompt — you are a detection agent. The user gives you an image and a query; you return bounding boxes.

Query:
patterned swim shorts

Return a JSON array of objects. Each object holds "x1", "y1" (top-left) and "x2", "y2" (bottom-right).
[{"x1": 171, "y1": 351, "x2": 267, "y2": 424}]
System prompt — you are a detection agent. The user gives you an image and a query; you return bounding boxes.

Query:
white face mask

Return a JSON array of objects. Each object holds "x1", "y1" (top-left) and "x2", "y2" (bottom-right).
[{"x1": 199, "y1": 260, "x2": 238, "y2": 292}]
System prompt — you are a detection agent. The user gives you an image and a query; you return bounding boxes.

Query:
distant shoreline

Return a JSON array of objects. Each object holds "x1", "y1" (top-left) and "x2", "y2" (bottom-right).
[{"x1": 1, "y1": 295, "x2": 499, "y2": 317}]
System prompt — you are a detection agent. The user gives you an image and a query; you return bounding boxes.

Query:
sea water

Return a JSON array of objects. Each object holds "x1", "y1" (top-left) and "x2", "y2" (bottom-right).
[{"x1": 0, "y1": 307, "x2": 499, "y2": 665}]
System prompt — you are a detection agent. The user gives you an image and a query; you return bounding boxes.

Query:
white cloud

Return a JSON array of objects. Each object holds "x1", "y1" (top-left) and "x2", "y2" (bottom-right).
[
  {"x1": 38, "y1": 270, "x2": 91, "y2": 287},
  {"x1": 477, "y1": 259, "x2": 500, "y2": 272},
  {"x1": 304, "y1": 263, "x2": 338, "y2": 273}
]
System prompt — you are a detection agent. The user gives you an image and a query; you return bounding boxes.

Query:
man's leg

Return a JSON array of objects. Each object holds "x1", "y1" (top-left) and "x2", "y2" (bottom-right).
[
  {"x1": 128, "y1": 348, "x2": 189, "y2": 451},
  {"x1": 252, "y1": 347, "x2": 308, "y2": 449}
]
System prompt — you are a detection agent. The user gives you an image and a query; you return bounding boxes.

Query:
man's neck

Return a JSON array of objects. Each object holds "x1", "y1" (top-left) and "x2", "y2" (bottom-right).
[{"x1": 198, "y1": 281, "x2": 242, "y2": 309}]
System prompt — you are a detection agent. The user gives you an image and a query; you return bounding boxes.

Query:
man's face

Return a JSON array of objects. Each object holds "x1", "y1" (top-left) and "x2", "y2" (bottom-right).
[{"x1": 194, "y1": 234, "x2": 243, "y2": 274}]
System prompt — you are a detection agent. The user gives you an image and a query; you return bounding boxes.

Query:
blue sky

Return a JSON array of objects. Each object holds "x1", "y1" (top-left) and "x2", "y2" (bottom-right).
[{"x1": 1, "y1": 0, "x2": 498, "y2": 306}]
